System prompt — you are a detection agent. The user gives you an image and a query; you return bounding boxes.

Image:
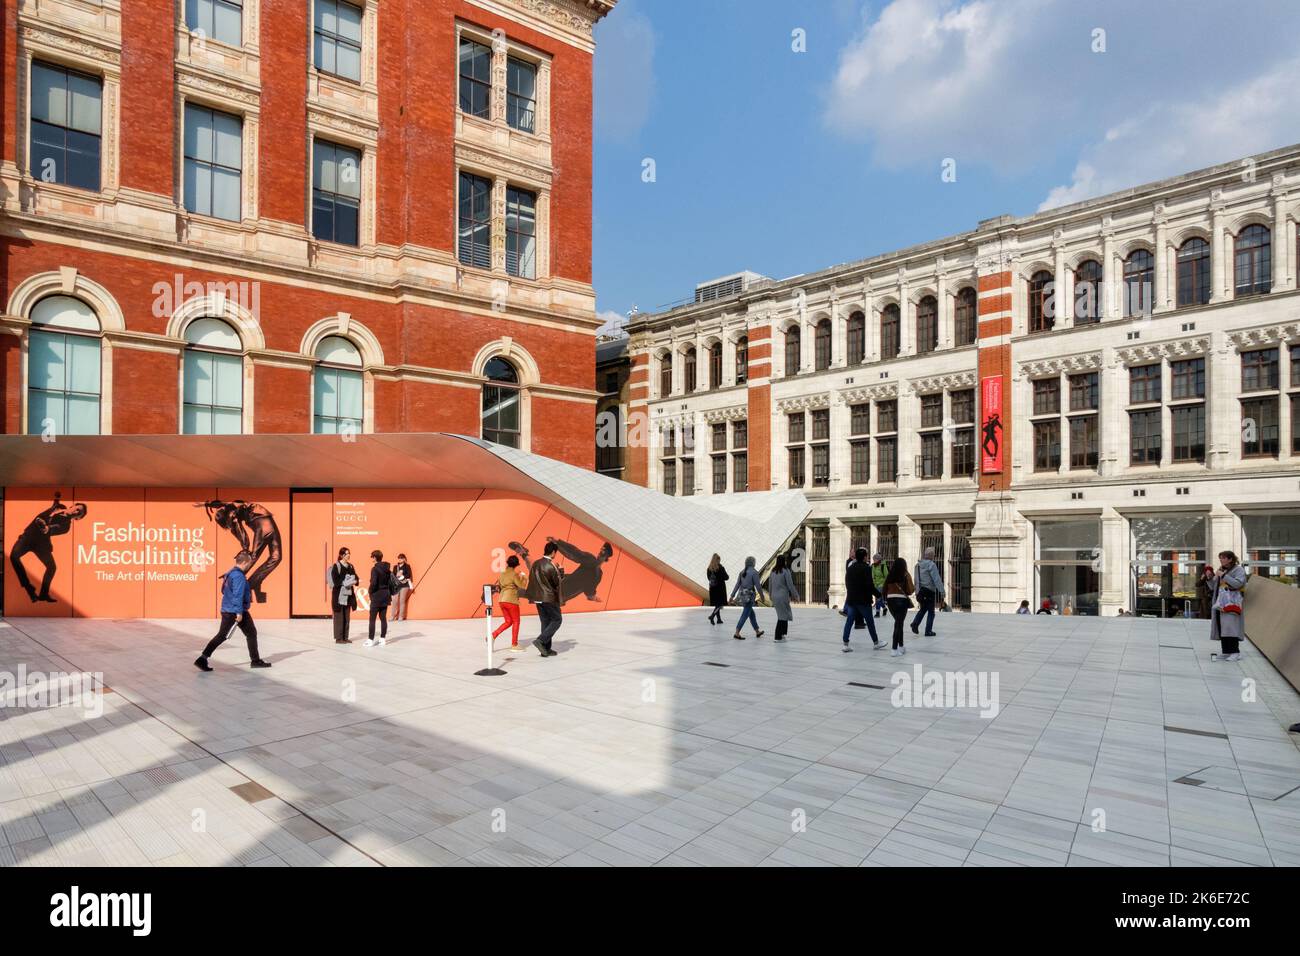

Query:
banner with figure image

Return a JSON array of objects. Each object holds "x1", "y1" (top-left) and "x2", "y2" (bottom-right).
[
  {"x1": 980, "y1": 375, "x2": 1004, "y2": 475},
  {"x1": 3, "y1": 487, "x2": 287, "y2": 618}
]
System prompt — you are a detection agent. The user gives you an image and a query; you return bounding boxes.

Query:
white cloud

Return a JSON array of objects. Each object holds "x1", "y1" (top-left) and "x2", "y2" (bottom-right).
[
  {"x1": 594, "y1": 10, "x2": 656, "y2": 143},
  {"x1": 825, "y1": 0, "x2": 1054, "y2": 167},
  {"x1": 596, "y1": 309, "x2": 629, "y2": 337},
  {"x1": 1039, "y1": 58, "x2": 1300, "y2": 210}
]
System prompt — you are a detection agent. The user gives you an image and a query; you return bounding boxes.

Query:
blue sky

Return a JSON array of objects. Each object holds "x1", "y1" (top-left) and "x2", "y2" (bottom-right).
[{"x1": 592, "y1": 0, "x2": 1300, "y2": 329}]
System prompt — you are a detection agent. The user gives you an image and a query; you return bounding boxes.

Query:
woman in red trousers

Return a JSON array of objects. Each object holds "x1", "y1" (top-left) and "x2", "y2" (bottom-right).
[{"x1": 491, "y1": 555, "x2": 528, "y2": 648}]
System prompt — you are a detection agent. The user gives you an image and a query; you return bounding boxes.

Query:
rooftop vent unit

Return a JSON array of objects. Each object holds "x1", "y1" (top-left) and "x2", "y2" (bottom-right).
[{"x1": 694, "y1": 271, "x2": 767, "y2": 304}]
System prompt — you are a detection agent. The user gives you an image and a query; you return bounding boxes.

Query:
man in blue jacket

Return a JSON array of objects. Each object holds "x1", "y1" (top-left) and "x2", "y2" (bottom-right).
[{"x1": 195, "y1": 550, "x2": 271, "y2": 671}]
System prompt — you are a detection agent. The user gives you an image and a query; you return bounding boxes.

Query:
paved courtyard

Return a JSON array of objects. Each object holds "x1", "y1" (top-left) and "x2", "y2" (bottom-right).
[{"x1": 1, "y1": 605, "x2": 1299, "y2": 867}]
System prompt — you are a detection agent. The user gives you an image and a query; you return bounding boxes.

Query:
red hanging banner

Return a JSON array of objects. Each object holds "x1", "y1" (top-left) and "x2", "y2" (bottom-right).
[{"x1": 980, "y1": 375, "x2": 1004, "y2": 474}]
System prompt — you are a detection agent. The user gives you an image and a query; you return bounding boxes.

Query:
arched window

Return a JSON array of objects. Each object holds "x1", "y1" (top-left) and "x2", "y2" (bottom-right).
[
  {"x1": 1073, "y1": 260, "x2": 1101, "y2": 324},
  {"x1": 1028, "y1": 270, "x2": 1054, "y2": 332},
  {"x1": 684, "y1": 347, "x2": 697, "y2": 392},
  {"x1": 954, "y1": 287, "x2": 977, "y2": 346},
  {"x1": 709, "y1": 341, "x2": 723, "y2": 388},
  {"x1": 27, "y1": 295, "x2": 101, "y2": 436},
  {"x1": 1123, "y1": 249, "x2": 1154, "y2": 317},
  {"x1": 659, "y1": 352, "x2": 672, "y2": 397},
  {"x1": 735, "y1": 336, "x2": 748, "y2": 385},
  {"x1": 880, "y1": 304, "x2": 900, "y2": 358},
  {"x1": 312, "y1": 335, "x2": 363, "y2": 434},
  {"x1": 1177, "y1": 237, "x2": 1211, "y2": 307},
  {"x1": 846, "y1": 311, "x2": 865, "y2": 364},
  {"x1": 784, "y1": 325, "x2": 801, "y2": 376},
  {"x1": 814, "y1": 318, "x2": 832, "y2": 370},
  {"x1": 183, "y1": 317, "x2": 243, "y2": 434},
  {"x1": 481, "y1": 356, "x2": 521, "y2": 447},
  {"x1": 915, "y1": 295, "x2": 938, "y2": 354},
  {"x1": 1234, "y1": 224, "x2": 1271, "y2": 296}
]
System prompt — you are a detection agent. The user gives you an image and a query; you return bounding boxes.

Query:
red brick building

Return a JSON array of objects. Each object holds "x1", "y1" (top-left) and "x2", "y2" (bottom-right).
[{"x1": 0, "y1": 0, "x2": 615, "y2": 464}]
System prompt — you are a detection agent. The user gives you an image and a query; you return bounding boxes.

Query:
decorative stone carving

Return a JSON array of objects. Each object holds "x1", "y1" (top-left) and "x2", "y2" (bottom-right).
[{"x1": 1019, "y1": 352, "x2": 1103, "y2": 377}]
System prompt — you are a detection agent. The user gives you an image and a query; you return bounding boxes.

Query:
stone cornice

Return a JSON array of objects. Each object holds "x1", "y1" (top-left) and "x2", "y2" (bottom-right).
[
  {"x1": 700, "y1": 405, "x2": 747, "y2": 424},
  {"x1": 454, "y1": 143, "x2": 554, "y2": 190},
  {"x1": 1115, "y1": 336, "x2": 1210, "y2": 365},
  {"x1": 1227, "y1": 322, "x2": 1300, "y2": 350},
  {"x1": 837, "y1": 382, "x2": 898, "y2": 404},
  {"x1": 18, "y1": 21, "x2": 121, "y2": 70},
  {"x1": 1020, "y1": 351, "x2": 1103, "y2": 378},
  {"x1": 910, "y1": 370, "x2": 976, "y2": 394},
  {"x1": 775, "y1": 392, "x2": 831, "y2": 413}
]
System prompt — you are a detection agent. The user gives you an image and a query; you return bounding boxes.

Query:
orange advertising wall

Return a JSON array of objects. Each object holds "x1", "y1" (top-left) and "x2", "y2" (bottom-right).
[{"x1": 3, "y1": 487, "x2": 699, "y2": 620}]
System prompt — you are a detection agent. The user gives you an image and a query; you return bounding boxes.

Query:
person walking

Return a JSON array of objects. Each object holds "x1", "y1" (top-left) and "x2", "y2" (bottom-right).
[
  {"x1": 195, "y1": 550, "x2": 270, "y2": 671},
  {"x1": 329, "y1": 548, "x2": 358, "y2": 644},
  {"x1": 911, "y1": 547, "x2": 944, "y2": 638},
  {"x1": 730, "y1": 556, "x2": 765, "y2": 640},
  {"x1": 768, "y1": 554, "x2": 800, "y2": 642},
  {"x1": 883, "y1": 557, "x2": 914, "y2": 657},
  {"x1": 871, "y1": 553, "x2": 888, "y2": 617},
  {"x1": 393, "y1": 553, "x2": 414, "y2": 621},
  {"x1": 365, "y1": 550, "x2": 393, "y2": 647},
  {"x1": 706, "y1": 554, "x2": 729, "y2": 626},
  {"x1": 491, "y1": 555, "x2": 527, "y2": 649},
  {"x1": 531, "y1": 540, "x2": 565, "y2": 657},
  {"x1": 1209, "y1": 550, "x2": 1249, "y2": 662},
  {"x1": 842, "y1": 548, "x2": 883, "y2": 652}
]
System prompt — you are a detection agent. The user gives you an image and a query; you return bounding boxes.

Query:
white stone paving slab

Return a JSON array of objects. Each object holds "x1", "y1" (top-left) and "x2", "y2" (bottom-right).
[{"x1": 0, "y1": 607, "x2": 1298, "y2": 866}]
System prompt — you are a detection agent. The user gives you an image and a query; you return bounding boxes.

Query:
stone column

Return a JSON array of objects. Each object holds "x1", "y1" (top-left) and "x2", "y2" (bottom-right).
[
  {"x1": 1153, "y1": 217, "x2": 1171, "y2": 313},
  {"x1": 1208, "y1": 505, "x2": 1239, "y2": 565},
  {"x1": 1210, "y1": 201, "x2": 1229, "y2": 303},
  {"x1": 1207, "y1": 330, "x2": 1235, "y2": 470},
  {"x1": 968, "y1": 498, "x2": 1024, "y2": 614},
  {"x1": 1100, "y1": 508, "x2": 1126, "y2": 615},
  {"x1": 897, "y1": 272, "x2": 912, "y2": 355},
  {"x1": 898, "y1": 514, "x2": 921, "y2": 566},
  {"x1": 864, "y1": 292, "x2": 878, "y2": 363},
  {"x1": 1053, "y1": 243, "x2": 1069, "y2": 328},
  {"x1": 896, "y1": 383, "x2": 916, "y2": 488},
  {"x1": 1159, "y1": 356, "x2": 1173, "y2": 468},
  {"x1": 937, "y1": 271, "x2": 951, "y2": 349},
  {"x1": 1057, "y1": 372, "x2": 1069, "y2": 476},
  {"x1": 832, "y1": 300, "x2": 848, "y2": 369},
  {"x1": 1273, "y1": 190, "x2": 1291, "y2": 292},
  {"x1": 1099, "y1": 351, "x2": 1123, "y2": 477},
  {"x1": 1102, "y1": 231, "x2": 1118, "y2": 320},
  {"x1": 828, "y1": 519, "x2": 850, "y2": 608},
  {"x1": 490, "y1": 176, "x2": 507, "y2": 273}
]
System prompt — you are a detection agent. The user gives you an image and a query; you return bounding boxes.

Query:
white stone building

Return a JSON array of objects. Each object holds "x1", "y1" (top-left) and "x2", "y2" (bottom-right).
[{"x1": 625, "y1": 145, "x2": 1300, "y2": 617}]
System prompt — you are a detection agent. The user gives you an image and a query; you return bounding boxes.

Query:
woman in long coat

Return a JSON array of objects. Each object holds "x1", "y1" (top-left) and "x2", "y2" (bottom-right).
[
  {"x1": 768, "y1": 553, "x2": 800, "y2": 642},
  {"x1": 1209, "y1": 550, "x2": 1248, "y2": 661},
  {"x1": 706, "y1": 554, "x2": 729, "y2": 626}
]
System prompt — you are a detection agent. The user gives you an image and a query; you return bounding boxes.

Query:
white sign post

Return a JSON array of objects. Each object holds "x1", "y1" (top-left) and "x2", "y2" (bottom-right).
[{"x1": 475, "y1": 583, "x2": 506, "y2": 676}]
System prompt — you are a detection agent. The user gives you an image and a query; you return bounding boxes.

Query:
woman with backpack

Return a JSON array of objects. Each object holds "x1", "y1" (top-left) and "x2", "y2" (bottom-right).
[
  {"x1": 1209, "y1": 550, "x2": 1249, "y2": 662},
  {"x1": 706, "y1": 554, "x2": 729, "y2": 626},
  {"x1": 365, "y1": 549, "x2": 394, "y2": 647},
  {"x1": 883, "y1": 557, "x2": 914, "y2": 657},
  {"x1": 730, "y1": 556, "x2": 765, "y2": 640}
]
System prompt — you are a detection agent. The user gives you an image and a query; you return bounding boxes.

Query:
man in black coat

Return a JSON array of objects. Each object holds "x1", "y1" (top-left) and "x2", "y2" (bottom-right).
[{"x1": 841, "y1": 548, "x2": 882, "y2": 652}]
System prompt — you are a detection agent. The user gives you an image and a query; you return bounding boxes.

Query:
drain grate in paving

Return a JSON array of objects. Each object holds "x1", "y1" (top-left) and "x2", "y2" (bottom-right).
[
  {"x1": 1164, "y1": 724, "x2": 1228, "y2": 740},
  {"x1": 703, "y1": 661, "x2": 730, "y2": 668},
  {"x1": 143, "y1": 766, "x2": 181, "y2": 786},
  {"x1": 230, "y1": 781, "x2": 276, "y2": 804},
  {"x1": 847, "y1": 681, "x2": 887, "y2": 689}
]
